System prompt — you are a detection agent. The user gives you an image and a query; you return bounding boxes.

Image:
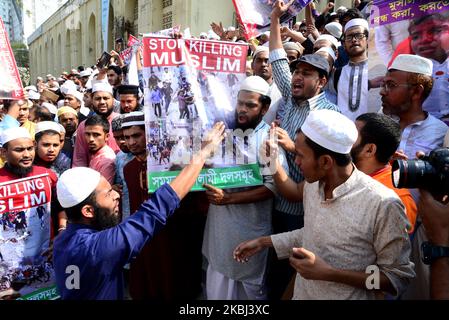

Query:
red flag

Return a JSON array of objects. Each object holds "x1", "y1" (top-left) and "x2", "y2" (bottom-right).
[{"x1": 0, "y1": 17, "x2": 24, "y2": 100}]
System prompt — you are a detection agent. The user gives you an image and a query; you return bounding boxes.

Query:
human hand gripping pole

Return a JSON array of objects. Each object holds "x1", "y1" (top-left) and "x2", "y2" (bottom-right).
[{"x1": 169, "y1": 122, "x2": 226, "y2": 200}]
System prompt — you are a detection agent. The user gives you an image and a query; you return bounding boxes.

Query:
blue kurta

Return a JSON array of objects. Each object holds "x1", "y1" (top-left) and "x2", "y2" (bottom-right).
[{"x1": 53, "y1": 184, "x2": 180, "y2": 300}]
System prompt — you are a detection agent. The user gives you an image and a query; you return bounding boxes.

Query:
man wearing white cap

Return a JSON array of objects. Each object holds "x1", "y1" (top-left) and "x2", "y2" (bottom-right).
[
  {"x1": 251, "y1": 46, "x2": 282, "y2": 124},
  {"x1": 335, "y1": 18, "x2": 370, "y2": 121},
  {"x1": 0, "y1": 127, "x2": 60, "y2": 299},
  {"x1": 63, "y1": 90, "x2": 90, "y2": 122},
  {"x1": 57, "y1": 107, "x2": 79, "y2": 161},
  {"x1": 33, "y1": 121, "x2": 65, "y2": 175},
  {"x1": 381, "y1": 54, "x2": 448, "y2": 160},
  {"x1": 313, "y1": 34, "x2": 339, "y2": 54},
  {"x1": 72, "y1": 81, "x2": 120, "y2": 168},
  {"x1": 381, "y1": 54, "x2": 448, "y2": 301},
  {"x1": 267, "y1": 1, "x2": 340, "y2": 299},
  {"x1": 201, "y1": 76, "x2": 286, "y2": 300},
  {"x1": 234, "y1": 109, "x2": 415, "y2": 300},
  {"x1": 52, "y1": 122, "x2": 225, "y2": 300},
  {"x1": 324, "y1": 22, "x2": 343, "y2": 40}
]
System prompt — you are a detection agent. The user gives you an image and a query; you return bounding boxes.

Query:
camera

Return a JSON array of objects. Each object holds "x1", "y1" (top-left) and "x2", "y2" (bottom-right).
[{"x1": 392, "y1": 148, "x2": 449, "y2": 194}]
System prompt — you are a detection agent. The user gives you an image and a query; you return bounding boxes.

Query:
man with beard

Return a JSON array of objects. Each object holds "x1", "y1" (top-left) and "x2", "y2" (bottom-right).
[
  {"x1": 267, "y1": 0, "x2": 339, "y2": 299},
  {"x1": 57, "y1": 107, "x2": 79, "y2": 162},
  {"x1": 111, "y1": 115, "x2": 133, "y2": 220},
  {"x1": 251, "y1": 46, "x2": 282, "y2": 124},
  {"x1": 0, "y1": 128, "x2": 59, "y2": 298},
  {"x1": 72, "y1": 82, "x2": 120, "y2": 168},
  {"x1": 336, "y1": 18, "x2": 370, "y2": 121},
  {"x1": 201, "y1": 76, "x2": 280, "y2": 299},
  {"x1": 53, "y1": 122, "x2": 225, "y2": 300},
  {"x1": 381, "y1": 54, "x2": 448, "y2": 300},
  {"x1": 117, "y1": 85, "x2": 142, "y2": 114},
  {"x1": 380, "y1": 54, "x2": 447, "y2": 160},
  {"x1": 350, "y1": 113, "x2": 417, "y2": 234}
]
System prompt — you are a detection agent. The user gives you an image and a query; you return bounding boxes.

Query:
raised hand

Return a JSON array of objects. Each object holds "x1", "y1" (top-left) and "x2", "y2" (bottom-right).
[{"x1": 200, "y1": 122, "x2": 226, "y2": 160}]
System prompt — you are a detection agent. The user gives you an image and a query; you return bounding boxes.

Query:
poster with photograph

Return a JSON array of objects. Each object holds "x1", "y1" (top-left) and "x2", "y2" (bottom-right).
[
  {"x1": 232, "y1": 0, "x2": 313, "y2": 40},
  {"x1": 371, "y1": 0, "x2": 449, "y2": 26},
  {"x1": 0, "y1": 174, "x2": 58, "y2": 300},
  {"x1": 142, "y1": 36, "x2": 265, "y2": 193}
]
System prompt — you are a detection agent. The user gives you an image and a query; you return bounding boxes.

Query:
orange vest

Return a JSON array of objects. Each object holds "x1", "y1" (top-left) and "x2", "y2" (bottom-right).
[{"x1": 371, "y1": 166, "x2": 417, "y2": 234}]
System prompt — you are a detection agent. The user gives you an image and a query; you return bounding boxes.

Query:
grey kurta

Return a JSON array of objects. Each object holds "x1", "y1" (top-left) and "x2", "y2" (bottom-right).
[{"x1": 202, "y1": 121, "x2": 279, "y2": 285}]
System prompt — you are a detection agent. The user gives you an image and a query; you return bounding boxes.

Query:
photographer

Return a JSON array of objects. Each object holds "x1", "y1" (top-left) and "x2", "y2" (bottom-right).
[{"x1": 418, "y1": 190, "x2": 449, "y2": 299}]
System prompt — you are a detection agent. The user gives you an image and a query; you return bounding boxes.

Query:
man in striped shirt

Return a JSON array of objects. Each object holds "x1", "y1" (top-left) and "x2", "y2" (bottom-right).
[{"x1": 266, "y1": 0, "x2": 339, "y2": 299}]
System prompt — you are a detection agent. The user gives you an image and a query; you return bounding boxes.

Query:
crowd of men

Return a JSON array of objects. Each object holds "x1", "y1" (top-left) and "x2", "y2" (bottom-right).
[{"x1": 0, "y1": 0, "x2": 449, "y2": 300}]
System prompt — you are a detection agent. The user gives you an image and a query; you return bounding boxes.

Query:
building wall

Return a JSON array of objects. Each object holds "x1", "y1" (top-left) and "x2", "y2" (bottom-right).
[
  {"x1": 28, "y1": 0, "x2": 240, "y2": 79},
  {"x1": 1, "y1": 0, "x2": 24, "y2": 43}
]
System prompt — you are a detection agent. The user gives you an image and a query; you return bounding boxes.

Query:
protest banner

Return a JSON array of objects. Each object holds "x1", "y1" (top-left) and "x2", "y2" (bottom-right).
[
  {"x1": 0, "y1": 17, "x2": 24, "y2": 100},
  {"x1": 232, "y1": 0, "x2": 313, "y2": 40},
  {"x1": 142, "y1": 36, "x2": 266, "y2": 193},
  {"x1": 0, "y1": 174, "x2": 58, "y2": 300},
  {"x1": 371, "y1": 0, "x2": 449, "y2": 26}
]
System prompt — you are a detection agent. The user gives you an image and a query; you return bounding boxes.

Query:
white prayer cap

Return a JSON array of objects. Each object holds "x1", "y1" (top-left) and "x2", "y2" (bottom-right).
[
  {"x1": 283, "y1": 42, "x2": 304, "y2": 55},
  {"x1": 65, "y1": 89, "x2": 84, "y2": 103},
  {"x1": 92, "y1": 81, "x2": 114, "y2": 95},
  {"x1": 344, "y1": 18, "x2": 369, "y2": 33},
  {"x1": 337, "y1": 6, "x2": 348, "y2": 13},
  {"x1": 57, "y1": 100, "x2": 65, "y2": 108},
  {"x1": 199, "y1": 32, "x2": 207, "y2": 37},
  {"x1": 57, "y1": 167, "x2": 102, "y2": 208},
  {"x1": 28, "y1": 90, "x2": 41, "y2": 100},
  {"x1": 24, "y1": 85, "x2": 38, "y2": 92},
  {"x1": 207, "y1": 30, "x2": 220, "y2": 40},
  {"x1": 60, "y1": 80, "x2": 77, "y2": 95},
  {"x1": 239, "y1": 76, "x2": 270, "y2": 96},
  {"x1": 0, "y1": 127, "x2": 32, "y2": 146},
  {"x1": 316, "y1": 34, "x2": 339, "y2": 49},
  {"x1": 301, "y1": 110, "x2": 358, "y2": 154},
  {"x1": 35, "y1": 121, "x2": 63, "y2": 135},
  {"x1": 316, "y1": 47, "x2": 336, "y2": 62},
  {"x1": 80, "y1": 69, "x2": 93, "y2": 77},
  {"x1": 325, "y1": 22, "x2": 343, "y2": 39},
  {"x1": 228, "y1": 26, "x2": 236, "y2": 32},
  {"x1": 42, "y1": 102, "x2": 58, "y2": 115},
  {"x1": 122, "y1": 111, "x2": 145, "y2": 128},
  {"x1": 252, "y1": 46, "x2": 269, "y2": 58},
  {"x1": 46, "y1": 74, "x2": 53, "y2": 78},
  {"x1": 388, "y1": 54, "x2": 433, "y2": 76}
]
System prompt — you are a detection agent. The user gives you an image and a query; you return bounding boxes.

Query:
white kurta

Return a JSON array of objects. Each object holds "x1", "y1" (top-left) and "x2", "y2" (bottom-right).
[{"x1": 337, "y1": 60, "x2": 370, "y2": 121}]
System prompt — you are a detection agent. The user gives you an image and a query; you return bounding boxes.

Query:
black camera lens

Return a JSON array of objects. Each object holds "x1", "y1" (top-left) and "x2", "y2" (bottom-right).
[{"x1": 391, "y1": 159, "x2": 436, "y2": 189}]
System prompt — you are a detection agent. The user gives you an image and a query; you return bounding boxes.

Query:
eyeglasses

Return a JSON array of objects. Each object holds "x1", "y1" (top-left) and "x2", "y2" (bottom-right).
[
  {"x1": 381, "y1": 81, "x2": 413, "y2": 92},
  {"x1": 343, "y1": 33, "x2": 367, "y2": 42}
]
